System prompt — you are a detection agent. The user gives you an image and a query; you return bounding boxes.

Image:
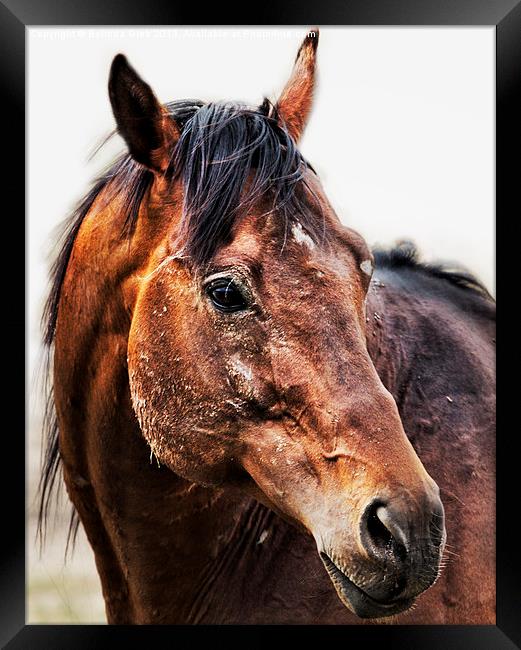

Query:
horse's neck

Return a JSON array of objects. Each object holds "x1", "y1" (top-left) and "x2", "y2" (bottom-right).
[
  {"x1": 61, "y1": 380, "x2": 332, "y2": 623},
  {"x1": 56, "y1": 312, "x2": 273, "y2": 622},
  {"x1": 52, "y1": 194, "x2": 227, "y2": 621},
  {"x1": 366, "y1": 277, "x2": 495, "y2": 618},
  {"x1": 365, "y1": 277, "x2": 495, "y2": 468}
]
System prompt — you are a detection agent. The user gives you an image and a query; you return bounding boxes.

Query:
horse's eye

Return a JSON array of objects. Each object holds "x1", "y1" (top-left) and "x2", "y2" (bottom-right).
[{"x1": 206, "y1": 279, "x2": 249, "y2": 313}]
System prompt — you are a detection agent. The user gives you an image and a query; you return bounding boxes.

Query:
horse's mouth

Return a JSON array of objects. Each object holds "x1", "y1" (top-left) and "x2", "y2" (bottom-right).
[{"x1": 320, "y1": 553, "x2": 415, "y2": 619}]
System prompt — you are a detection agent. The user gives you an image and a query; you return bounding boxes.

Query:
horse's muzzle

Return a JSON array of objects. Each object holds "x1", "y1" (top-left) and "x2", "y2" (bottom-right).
[
  {"x1": 319, "y1": 490, "x2": 446, "y2": 618},
  {"x1": 320, "y1": 552, "x2": 416, "y2": 618}
]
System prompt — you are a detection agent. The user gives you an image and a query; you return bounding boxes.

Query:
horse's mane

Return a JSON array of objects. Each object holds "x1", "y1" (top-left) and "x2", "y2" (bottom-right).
[
  {"x1": 372, "y1": 240, "x2": 494, "y2": 302},
  {"x1": 169, "y1": 99, "x2": 323, "y2": 266},
  {"x1": 37, "y1": 98, "x2": 323, "y2": 551}
]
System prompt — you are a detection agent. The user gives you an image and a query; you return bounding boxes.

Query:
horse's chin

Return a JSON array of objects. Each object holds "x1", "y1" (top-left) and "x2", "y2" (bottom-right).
[{"x1": 319, "y1": 553, "x2": 415, "y2": 619}]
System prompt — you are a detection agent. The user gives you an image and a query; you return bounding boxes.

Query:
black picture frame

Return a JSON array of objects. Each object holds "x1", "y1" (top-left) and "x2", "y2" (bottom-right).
[{"x1": 5, "y1": 1, "x2": 516, "y2": 647}]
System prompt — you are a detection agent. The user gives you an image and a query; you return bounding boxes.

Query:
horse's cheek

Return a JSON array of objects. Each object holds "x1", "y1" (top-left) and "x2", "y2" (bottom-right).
[{"x1": 126, "y1": 309, "x2": 234, "y2": 485}]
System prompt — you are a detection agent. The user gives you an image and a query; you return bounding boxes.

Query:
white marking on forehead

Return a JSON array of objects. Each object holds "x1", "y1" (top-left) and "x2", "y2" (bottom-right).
[
  {"x1": 291, "y1": 221, "x2": 315, "y2": 249},
  {"x1": 360, "y1": 259, "x2": 373, "y2": 276},
  {"x1": 232, "y1": 359, "x2": 253, "y2": 382}
]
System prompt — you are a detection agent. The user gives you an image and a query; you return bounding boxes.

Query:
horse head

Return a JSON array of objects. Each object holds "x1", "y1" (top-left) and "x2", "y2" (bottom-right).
[{"x1": 109, "y1": 30, "x2": 446, "y2": 618}]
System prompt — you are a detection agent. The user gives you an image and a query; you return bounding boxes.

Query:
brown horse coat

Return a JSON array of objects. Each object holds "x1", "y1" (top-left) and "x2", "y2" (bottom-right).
[{"x1": 39, "y1": 31, "x2": 495, "y2": 624}]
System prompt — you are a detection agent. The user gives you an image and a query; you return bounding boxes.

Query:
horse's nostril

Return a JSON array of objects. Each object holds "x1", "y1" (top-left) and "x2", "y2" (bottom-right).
[
  {"x1": 375, "y1": 505, "x2": 409, "y2": 550},
  {"x1": 362, "y1": 500, "x2": 408, "y2": 564}
]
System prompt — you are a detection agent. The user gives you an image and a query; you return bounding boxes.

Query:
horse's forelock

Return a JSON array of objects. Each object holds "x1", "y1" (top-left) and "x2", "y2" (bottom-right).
[{"x1": 167, "y1": 100, "x2": 325, "y2": 268}]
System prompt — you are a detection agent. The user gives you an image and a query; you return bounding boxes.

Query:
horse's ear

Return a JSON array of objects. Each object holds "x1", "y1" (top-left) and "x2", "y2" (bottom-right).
[
  {"x1": 275, "y1": 29, "x2": 319, "y2": 142},
  {"x1": 108, "y1": 54, "x2": 179, "y2": 173}
]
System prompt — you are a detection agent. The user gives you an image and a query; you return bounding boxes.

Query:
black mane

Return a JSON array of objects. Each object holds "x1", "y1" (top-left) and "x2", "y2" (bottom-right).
[
  {"x1": 37, "y1": 98, "x2": 322, "y2": 549},
  {"x1": 372, "y1": 240, "x2": 493, "y2": 301},
  {"x1": 169, "y1": 99, "x2": 323, "y2": 267}
]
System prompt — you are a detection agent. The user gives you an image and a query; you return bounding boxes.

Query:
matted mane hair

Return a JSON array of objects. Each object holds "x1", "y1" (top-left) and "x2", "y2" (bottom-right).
[
  {"x1": 170, "y1": 99, "x2": 324, "y2": 267},
  {"x1": 372, "y1": 240, "x2": 493, "y2": 301},
  {"x1": 37, "y1": 97, "x2": 324, "y2": 551}
]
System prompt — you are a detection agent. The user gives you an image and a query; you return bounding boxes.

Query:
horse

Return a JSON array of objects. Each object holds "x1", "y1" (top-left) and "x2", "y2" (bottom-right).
[{"x1": 38, "y1": 30, "x2": 495, "y2": 624}]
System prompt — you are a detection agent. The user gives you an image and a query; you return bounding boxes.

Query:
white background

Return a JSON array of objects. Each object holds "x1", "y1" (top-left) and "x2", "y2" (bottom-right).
[{"x1": 27, "y1": 27, "x2": 495, "y2": 622}]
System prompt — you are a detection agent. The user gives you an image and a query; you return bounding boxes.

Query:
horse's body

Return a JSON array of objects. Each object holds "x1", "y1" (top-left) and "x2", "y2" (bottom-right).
[{"x1": 39, "y1": 31, "x2": 495, "y2": 624}]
